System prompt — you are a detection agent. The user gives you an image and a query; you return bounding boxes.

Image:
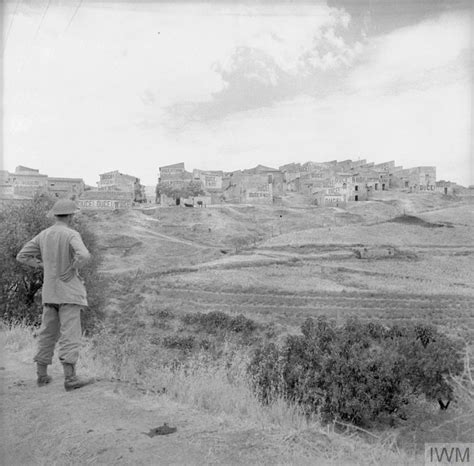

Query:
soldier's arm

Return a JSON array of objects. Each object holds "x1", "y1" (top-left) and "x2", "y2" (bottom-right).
[
  {"x1": 70, "y1": 232, "x2": 91, "y2": 270},
  {"x1": 16, "y1": 236, "x2": 43, "y2": 269}
]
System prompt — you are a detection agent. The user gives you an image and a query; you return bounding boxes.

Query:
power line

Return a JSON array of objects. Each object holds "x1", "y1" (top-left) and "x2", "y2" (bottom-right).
[
  {"x1": 3, "y1": 0, "x2": 22, "y2": 50},
  {"x1": 33, "y1": 0, "x2": 51, "y2": 41},
  {"x1": 63, "y1": 0, "x2": 83, "y2": 35},
  {"x1": 16, "y1": 0, "x2": 51, "y2": 73}
]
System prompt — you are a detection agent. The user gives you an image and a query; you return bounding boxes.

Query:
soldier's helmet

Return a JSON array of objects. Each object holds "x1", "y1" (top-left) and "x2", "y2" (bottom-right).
[{"x1": 49, "y1": 199, "x2": 80, "y2": 216}]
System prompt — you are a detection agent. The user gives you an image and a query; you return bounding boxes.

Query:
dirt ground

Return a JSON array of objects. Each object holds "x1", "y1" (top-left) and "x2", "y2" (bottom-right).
[{"x1": 0, "y1": 350, "x2": 321, "y2": 466}]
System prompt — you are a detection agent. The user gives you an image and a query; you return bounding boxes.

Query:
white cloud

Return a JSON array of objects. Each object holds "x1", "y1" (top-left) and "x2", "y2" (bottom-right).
[
  {"x1": 171, "y1": 77, "x2": 470, "y2": 185},
  {"x1": 348, "y1": 12, "x2": 471, "y2": 94}
]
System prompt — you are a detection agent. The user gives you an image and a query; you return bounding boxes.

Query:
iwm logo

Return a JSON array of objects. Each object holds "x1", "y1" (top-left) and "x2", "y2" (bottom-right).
[{"x1": 425, "y1": 444, "x2": 474, "y2": 465}]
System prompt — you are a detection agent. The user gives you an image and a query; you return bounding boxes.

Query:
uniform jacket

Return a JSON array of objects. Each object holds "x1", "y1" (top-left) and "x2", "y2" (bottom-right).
[{"x1": 16, "y1": 223, "x2": 91, "y2": 306}]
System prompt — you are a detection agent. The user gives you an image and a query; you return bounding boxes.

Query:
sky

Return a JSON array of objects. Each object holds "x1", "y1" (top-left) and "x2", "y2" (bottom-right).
[{"x1": 2, "y1": 0, "x2": 473, "y2": 187}]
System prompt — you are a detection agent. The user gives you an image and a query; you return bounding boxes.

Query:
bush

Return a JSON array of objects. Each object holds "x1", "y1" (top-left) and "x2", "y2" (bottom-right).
[
  {"x1": 182, "y1": 311, "x2": 258, "y2": 337},
  {"x1": 163, "y1": 335, "x2": 196, "y2": 352},
  {"x1": 0, "y1": 196, "x2": 105, "y2": 334},
  {"x1": 0, "y1": 195, "x2": 54, "y2": 325},
  {"x1": 248, "y1": 317, "x2": 463, "y2": 427}
]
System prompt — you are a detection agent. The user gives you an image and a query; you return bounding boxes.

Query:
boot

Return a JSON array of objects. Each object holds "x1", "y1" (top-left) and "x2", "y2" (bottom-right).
[
  {"x1": 63, "y1": 363, "x2": 95, "y2": 391},
  {"x1": 36, "y1": 363, "x2": 52, "y2": 387}
]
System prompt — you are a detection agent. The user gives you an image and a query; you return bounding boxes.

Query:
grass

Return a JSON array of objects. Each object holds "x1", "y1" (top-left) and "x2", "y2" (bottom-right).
[
  {"x1": 5, "y1": 319, "x2": 473, "y2": 462},
  {"x1": 2, "y1": 322, "x2": 424, "y2": 465}
]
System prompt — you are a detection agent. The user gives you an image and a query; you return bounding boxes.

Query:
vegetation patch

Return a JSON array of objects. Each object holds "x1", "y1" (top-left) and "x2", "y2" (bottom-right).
[
  {"x1": 162, "y1": 335, "x2": 196, "y2": 352},
  {"x1": 248, "y1": 317, "x2": 464, "y2": 427},
  {"x1": 181, "y1": 311, "x2": 259, "y2": 337},
  {"x1": 387, "y1": 215, "x2": 445, "y2": 228},
  {"x1": 0, "y1": 195, "x2": 105, "y2": 334}
]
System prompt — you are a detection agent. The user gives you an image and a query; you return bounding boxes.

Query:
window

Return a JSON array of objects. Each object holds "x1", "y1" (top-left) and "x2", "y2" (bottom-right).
[{"x1": 355, "y1": 185, "x2": 359, "y2": 191}]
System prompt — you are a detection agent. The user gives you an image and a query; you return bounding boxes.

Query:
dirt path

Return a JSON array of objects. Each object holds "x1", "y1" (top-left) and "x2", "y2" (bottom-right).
[{"x1": 0, "y1": 351, "x2": 301, "y2": 466}]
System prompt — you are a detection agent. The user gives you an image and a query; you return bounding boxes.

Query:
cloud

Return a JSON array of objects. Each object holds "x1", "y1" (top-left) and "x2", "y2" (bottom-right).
[
  {"x1": 173, "y1": 76, "x2": 471, "y2": 185},
  {"x1": 327, "y1": 0, "x2": 472, "y2": 36},
  {"x1": 347, "y1": 12, "x2": 471, "y2": 95},
  {"x1": 165, "y1": 6, "x2": 363, "y2": 125}
]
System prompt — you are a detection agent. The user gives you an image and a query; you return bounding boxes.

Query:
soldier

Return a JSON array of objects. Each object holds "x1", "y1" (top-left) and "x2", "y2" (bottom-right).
[{"x1": 16, "y1": 199, "x2": 94, "y2": 391}]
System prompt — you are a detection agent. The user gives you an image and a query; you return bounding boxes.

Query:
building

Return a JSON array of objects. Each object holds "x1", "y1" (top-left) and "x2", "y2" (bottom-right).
[
  {"x1": 0, "y1": 170, "x2": 14, "y2": 198},
  {"x1": 158, "y1": 163, "x2": 193, "y2": 186},
  {"x1": 157, "y1": 163, "x2": 194, "y2": 205},
  {"x1": 193, "y1": 169, "x2": 224, "y2": 191},
  {"x1": 395, "y1": 167, "x2": 436, "y2": 191},
  {"x1": 222, "y1": 168, "x2": 274, "y2": 205},
  {"x1": 144, "y1": 185, "x2": 158, "y2": 204},
  {"x1": 47, "y1": 177, "x2": 85, "y2": 199},
  {"x1": 77, "y1": 190, "x2": 133, "y2": 210},
  {"x1": 242, "y1": 165, "x2": 285, "y2": 198},
  {"x1": 435, "y1": 180, "x2": 457, "y2": 195},
  {"x1": 98, "y1": 170, "x2": 145, "y2": 202},
  {"x1": 8, "y1": 166, "x2": 48, "y2": 198}
]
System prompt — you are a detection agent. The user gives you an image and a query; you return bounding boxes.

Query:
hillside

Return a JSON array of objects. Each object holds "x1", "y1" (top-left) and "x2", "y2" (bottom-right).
[
  {"x1": 3, "y1": 191, "x2": 473, "y2": 465},
  {"x1": 84, "y1": 193, "x2": 474, "y2": 337}
]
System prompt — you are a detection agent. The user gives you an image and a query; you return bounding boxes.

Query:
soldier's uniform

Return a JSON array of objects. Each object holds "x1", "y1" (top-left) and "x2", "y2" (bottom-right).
[{"x1": 16, "y1": 199, "x2": 94, "y2": 391}]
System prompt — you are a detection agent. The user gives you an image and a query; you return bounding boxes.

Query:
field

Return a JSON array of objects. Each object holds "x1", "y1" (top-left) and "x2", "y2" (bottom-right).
[{"x1": 87, "y1": 193, "x2": 474, "y2": 340}]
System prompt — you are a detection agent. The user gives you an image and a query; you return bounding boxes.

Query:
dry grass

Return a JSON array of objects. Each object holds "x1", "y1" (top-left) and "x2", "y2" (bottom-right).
[
  {"x1": 264, "y1": 222, "x2": 474, "y2": 249},
  {"x1": 3, "y1": 323, "x2": 416, "y2": 465}
]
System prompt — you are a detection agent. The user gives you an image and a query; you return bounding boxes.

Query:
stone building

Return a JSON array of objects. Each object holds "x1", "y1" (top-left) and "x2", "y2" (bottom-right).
[
  {"x1": 158, "y1": 163, "x2": 193, "y2": 187},
  {"x1": 0, "y1": 170, "x2": 14, "y2": 198},
  {"x1": 98, "y1": 170, "x2": 145, "y2": 202},
  {"x1": 222, "y1": 170, "x2": 273, "y2": 205},
  {"x1": 243, "y1": 165, "x2": 285, "y2": 198},
  {"x1": 220, "y1": 165, "x2": 285, "y2": 205},
  {"x1": 144, "y1": 185, "x2": 158, "y2": 204},
  {"x1": 47, "y1": 177, "x2": 85, "y2": 199},
  {"x1": 157, "y1": 163, "x2": 194, "y2": 205},
  {"x1": 8, "y1": 166, "x2": 48, "y2": 198},
  {"x1": 395, "y1": 167, "x2": 436, "y2": 191},
  {"x1": 193, "y1": 169, "x2": 224, "y2": 191},
  {"x1": 435, "y1": 180, "x2": 457, "y2": 195}
]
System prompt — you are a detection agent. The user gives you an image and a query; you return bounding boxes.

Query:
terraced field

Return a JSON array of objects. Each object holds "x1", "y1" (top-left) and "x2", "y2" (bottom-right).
[
  {"x1": 97, "y1": 195, "x2": 474, "y2": 338},
  {"x1": 156, "y1": 285, "x2": 474, "y2": 335}
]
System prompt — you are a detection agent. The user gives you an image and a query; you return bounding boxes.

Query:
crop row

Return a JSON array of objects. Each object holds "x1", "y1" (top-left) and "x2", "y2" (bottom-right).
[
  {"x1": 159, "y1": 287, "x2": 474, "y2": 313},
  {"x1": 157, "y1": 287, "x2": 474, "y2": 333}
]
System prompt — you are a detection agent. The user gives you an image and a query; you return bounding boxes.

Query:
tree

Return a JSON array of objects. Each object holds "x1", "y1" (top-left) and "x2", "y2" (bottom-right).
[
  {"x1": 0, "y1": 195, "x2": 105, "y2": 333},
  {"x1": 156, "y1": 181, "x2": 205, "y2": 202}
]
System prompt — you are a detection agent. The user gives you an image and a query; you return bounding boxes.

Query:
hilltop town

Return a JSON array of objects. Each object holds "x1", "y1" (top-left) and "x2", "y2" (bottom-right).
[{"x1": 0, "y1": 159, "x2": 466, "y2": 210}]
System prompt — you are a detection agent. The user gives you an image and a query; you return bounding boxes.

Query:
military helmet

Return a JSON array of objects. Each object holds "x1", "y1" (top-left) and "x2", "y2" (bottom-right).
[{"x1": 49, "y1": 199, "x2": 80, "y2": 216}]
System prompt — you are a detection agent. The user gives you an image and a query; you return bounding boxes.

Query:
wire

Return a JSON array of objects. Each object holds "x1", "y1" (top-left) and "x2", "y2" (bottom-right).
[
  {"x1": 33, "y1": 0, "x2": 51, "y2": 41},
  {"x1": 63, "y1": 0, "x2": 83, "y2": 35},
  {"x1": 3, "y1": 0, "x2": 22, "y2": 51}
]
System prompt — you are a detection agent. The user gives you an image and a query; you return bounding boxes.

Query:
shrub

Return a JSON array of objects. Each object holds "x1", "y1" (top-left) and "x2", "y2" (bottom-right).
[
  {"x1": 0, "y1": 196, "x2": 105, "y2": 334},
  {"x1": 0, "y1": 195, "x2": 54, "y2": 325},
  {"x1": 248, "y1": 317, "x2": 463, "y2": 427},
  {"x1": 163, "y1": 335, "x2": 196, "y2": 352},
  {"x1": 182, "y1": 311, "x2": 258, "y2": 337}
]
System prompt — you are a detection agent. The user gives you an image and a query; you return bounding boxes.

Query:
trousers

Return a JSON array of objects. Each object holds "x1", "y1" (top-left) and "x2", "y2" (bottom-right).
[{"x1": 33, "y1": 303, "x2": 83, "y2": 366}]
